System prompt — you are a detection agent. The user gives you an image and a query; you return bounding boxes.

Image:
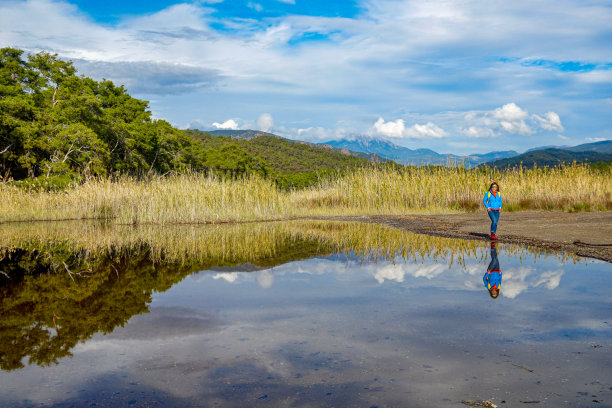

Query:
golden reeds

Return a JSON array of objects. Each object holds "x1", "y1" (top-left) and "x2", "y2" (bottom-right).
[{"x1": 0, "y1": 164, "x2": 609, "y2": 224}]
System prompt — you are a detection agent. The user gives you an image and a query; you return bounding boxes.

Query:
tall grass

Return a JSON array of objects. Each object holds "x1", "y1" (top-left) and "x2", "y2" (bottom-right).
[{"x1": 0, "y1": 164, "x2": 609, "y2": 224}]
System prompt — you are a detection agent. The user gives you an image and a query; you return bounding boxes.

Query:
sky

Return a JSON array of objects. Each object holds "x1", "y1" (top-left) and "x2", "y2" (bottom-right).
[{"x1": 1, "y1": 0, "x2": 611, "y2": 154}]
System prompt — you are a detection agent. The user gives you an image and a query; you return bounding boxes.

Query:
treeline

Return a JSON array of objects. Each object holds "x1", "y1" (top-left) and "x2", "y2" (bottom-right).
[
  {"x1": 188, "y1": 131, "x2": 372, "y2": 188},
  {"x1": 0, "y1": 47, "x2": 374, "y2": 190}
]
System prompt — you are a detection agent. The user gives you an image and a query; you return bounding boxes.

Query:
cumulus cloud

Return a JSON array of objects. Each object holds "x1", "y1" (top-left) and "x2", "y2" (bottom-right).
[
  {"x1": 405, "y1": 122, "x2": 448, "y2": 139},
  {"x1": 462, "y1": 103, "x2": 566, "y2": 138},
  {"x1": 533, "y1": 112, "x2": 564, "y2": 132},
  {"x1": 212, "y1": 119, "x2": 240, "y2": 130},
  {"x1": 492, "y1": 103, "x2": 532, "y2": 135},
  {"x1": 257, "y1": 113, "x2": 275, "y2": 132},
  {"x1": 372, "y1": 118, "x2": 447, "y2": 139},
  {"x1": 373, "y1": 117, "x2": 406, "y2": 138}
]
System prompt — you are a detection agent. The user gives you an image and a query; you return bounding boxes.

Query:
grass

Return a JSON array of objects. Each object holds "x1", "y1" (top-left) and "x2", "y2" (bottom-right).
[{"x1": 0, "y1": 163, "x2": 609, "y2": 224}]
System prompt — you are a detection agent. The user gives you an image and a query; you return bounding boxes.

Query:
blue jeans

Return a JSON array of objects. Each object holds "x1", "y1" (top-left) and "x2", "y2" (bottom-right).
[{"x1": 488, "y1": 210, "x2": 500, "y2": 233}]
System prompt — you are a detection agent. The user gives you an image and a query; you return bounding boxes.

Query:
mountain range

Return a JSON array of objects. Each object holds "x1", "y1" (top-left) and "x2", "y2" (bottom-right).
[
  {"x1": 485, "y1": 141, "x2": 612, "y2": 169},
  {"x1": 319, "y1": 138, "x2": 519, "y2": 166},
  {"x1": 319, "y1": 137, "x2": 612, "y2": 168},
  {"x1": 202, "y1": 129, "x2": 611, "y2": 169}
]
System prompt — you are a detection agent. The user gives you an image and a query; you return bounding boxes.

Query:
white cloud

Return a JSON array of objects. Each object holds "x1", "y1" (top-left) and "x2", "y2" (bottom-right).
[
  {"x1": 372, "y1": 118, "x2": 447, "y2": 139},
  {"x1": 492, "y1": 103, "x2": 532, "y2": 135},
  {"x1": 501, "y1": 267, "x2": 565, "y2": 299},
  {"x1": 277, "y1": 0, "x2": 296, "y2": 4},
  {"x1": 212, "y1": 119, "x2": 240, "y2": 130},
  {"x1": 373, "y1": 117, "x2": 406, "y2": 138},
  {"x1": 257, "y1": 113, "x2": 275, "y2": 132},
  {"x1": 461, "y1": 126, "x2": 497, "y2": 139},
  {"x1": 557, "y1": 134, "x2": 569, "y2": 140},
  {"x1": 462, "y1": 103, "x2": 565, "y2": 138},
  {"x1": 585, "y1": 137, "x2": 608, "y2": 142},
  {"x1": 533, "y1": 269, "x2": 564, "y2": 290},
  {"x1": 533, "y1": 112, "x2": 564, "y2": 132},
  {"x1": 405, "y1": 122, "x2": 448, "y2": 139},
  {"x1": 213, "y1": 273, "x2": 239, "y2": 283}
]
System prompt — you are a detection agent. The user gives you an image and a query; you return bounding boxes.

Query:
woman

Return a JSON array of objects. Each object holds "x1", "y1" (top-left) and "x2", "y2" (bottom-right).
[
  {"x1": 483, "y1": 242, "x2": 502, "y2": 299},
  {"x1": 483, "y1": 182, "x2": 502, "y2": 240}
]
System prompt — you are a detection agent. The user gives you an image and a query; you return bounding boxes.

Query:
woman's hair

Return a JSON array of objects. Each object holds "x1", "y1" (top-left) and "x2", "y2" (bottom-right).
[
  {"x1": 489, "y1": 290, "x2": 500, "y2": 299},
  {"x1": 489, "y1": 182, "x2": 500, "y2": 192}
]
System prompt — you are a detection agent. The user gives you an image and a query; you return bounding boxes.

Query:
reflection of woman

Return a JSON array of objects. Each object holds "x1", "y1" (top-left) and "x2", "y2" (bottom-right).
[
  {"x1": 483, "y1": 242, "x2": 502, "y2": 299},
  {"x1": 483, "y1": 182, "x2": 502, "y2": 240}
]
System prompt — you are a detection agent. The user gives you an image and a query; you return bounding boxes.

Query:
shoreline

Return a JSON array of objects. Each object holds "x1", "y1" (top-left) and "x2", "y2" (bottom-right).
[
  {"x1": 311, "y1": 210, "x2": 612, "y2": 263},
  {"x1": 1, "y1": 211, "x2": 610, "y2": 263}
]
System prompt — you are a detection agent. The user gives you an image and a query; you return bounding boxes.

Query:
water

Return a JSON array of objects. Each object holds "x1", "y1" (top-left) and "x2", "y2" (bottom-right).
[{"x1": 0, "y1": 221, "x2": 610, "y2": 407}]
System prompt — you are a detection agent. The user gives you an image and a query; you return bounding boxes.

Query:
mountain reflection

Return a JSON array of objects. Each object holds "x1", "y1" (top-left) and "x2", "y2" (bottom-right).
[{"x1": 0, "y1": 220, "x2": 577, "y2": 371}]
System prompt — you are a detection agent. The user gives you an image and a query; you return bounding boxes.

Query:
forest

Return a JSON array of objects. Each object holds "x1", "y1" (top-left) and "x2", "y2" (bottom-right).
[{"x1": 0, "y1": 47, "x2": 368, "y2": 190}]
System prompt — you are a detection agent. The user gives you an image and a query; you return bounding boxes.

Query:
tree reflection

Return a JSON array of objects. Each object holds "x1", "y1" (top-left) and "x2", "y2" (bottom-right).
[{"x1": 0, "y1": 238, "x2": 329, "y2": 371}]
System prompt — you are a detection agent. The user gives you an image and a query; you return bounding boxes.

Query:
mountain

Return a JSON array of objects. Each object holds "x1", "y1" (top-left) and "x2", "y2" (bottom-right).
[
  {"x1": 320, "y1": 137, "x2": 518, "y2": 166},
  {"x1": 525, "y1": 145, "x2": 570, "y2": 153},
  {"x1": 524, "y1": 140, "x2": 612, "y2": 154},
  {"x1": 201, "y1": 129, "x2": 388, "y2": 163},
  {"x1": 484, "y1": 148, "x2": 612, "y2": 169},
  {"x1": 321, "y1": 138, "x2": 454, "y2": 165},
  {"x1": 566, "y1": 140, "x2": 612, "y2": 153},
  {"x1": 311, "y1": 142, "x2": 388, "y2": 163}
]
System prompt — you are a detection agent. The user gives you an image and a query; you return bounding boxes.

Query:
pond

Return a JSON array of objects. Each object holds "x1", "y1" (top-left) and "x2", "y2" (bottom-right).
[{"x1": 0, "y1": 221, "x2": 610, "y2": 407}]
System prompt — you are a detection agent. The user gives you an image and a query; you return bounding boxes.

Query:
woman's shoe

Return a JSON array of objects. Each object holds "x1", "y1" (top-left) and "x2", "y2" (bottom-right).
[{"x1": 491, "y1": 232, "x2": 498, "y2": 240}]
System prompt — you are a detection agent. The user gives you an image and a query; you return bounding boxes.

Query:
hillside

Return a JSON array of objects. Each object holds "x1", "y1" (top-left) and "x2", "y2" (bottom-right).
[
  {"x1": 205, "y1": 129, "x2": 388, "y2": 163},
  {"x1": 187, "y1": 130, "x2": 373, "y2": 188},
  {"x1": 484, "y1": 148, "x2": 612, "y2": 169},
  {"x1": 566, "y1": 140, "x2": 612, "y2": 153}
]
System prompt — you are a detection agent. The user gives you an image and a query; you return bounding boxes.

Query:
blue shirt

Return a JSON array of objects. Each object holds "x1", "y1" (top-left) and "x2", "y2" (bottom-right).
[
  {"x1": 483, "y1": 271, "x2": 502, "y2": 291},
  {"x1": 483, "y1": 191, "x2": 502, "y2": 210}
]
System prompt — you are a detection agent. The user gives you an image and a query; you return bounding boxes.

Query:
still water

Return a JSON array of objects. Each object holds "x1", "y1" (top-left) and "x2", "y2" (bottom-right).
[{"x1": 0, "y1": 221, "x2": 610, "y2": 407}]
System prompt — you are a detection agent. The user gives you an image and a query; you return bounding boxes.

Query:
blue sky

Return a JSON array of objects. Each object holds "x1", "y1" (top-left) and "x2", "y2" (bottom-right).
[{"x1": 1, "y1": 0, "x2": 611, "y2": 154}]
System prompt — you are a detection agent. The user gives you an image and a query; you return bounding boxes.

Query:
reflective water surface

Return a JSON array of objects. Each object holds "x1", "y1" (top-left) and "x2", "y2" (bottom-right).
[{"x1": 0, "y1": 221, "x2": 610, "y2": 407}]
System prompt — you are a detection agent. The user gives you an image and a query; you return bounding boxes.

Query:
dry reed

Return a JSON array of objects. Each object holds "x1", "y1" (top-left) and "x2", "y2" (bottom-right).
[{"x1": 0, "y1": 164, "x2": 609, "y2": 224}]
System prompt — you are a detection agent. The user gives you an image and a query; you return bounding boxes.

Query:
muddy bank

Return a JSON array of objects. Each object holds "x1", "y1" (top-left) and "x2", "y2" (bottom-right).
[{"x1": 312, "y1": 210, "x2": 612, "y2": 263}]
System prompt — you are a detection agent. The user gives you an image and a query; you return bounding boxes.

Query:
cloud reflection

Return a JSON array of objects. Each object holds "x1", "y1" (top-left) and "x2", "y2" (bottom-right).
[{"x1": 194, "y1": 248, "x2": 568, "y2": 299}]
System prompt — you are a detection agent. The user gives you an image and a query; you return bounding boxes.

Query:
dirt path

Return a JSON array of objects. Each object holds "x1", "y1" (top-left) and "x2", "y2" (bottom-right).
[{"x1": 311, "y1": 211, "x2": 612, "y2": 263}]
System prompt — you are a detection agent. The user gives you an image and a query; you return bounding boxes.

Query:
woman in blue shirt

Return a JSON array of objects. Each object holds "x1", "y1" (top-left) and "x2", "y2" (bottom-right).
[
  {"x1": 483, "y1": 182, "x2": 502, "y2": 240},
  {"x1": 483, "y1": 242, "x2": 502, "y2": 299}
]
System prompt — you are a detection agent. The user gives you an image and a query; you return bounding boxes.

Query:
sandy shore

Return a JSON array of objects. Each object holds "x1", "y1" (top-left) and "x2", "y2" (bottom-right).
[{"x1": 315, "y1": 210, "x2": 612, "y2": 262}]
